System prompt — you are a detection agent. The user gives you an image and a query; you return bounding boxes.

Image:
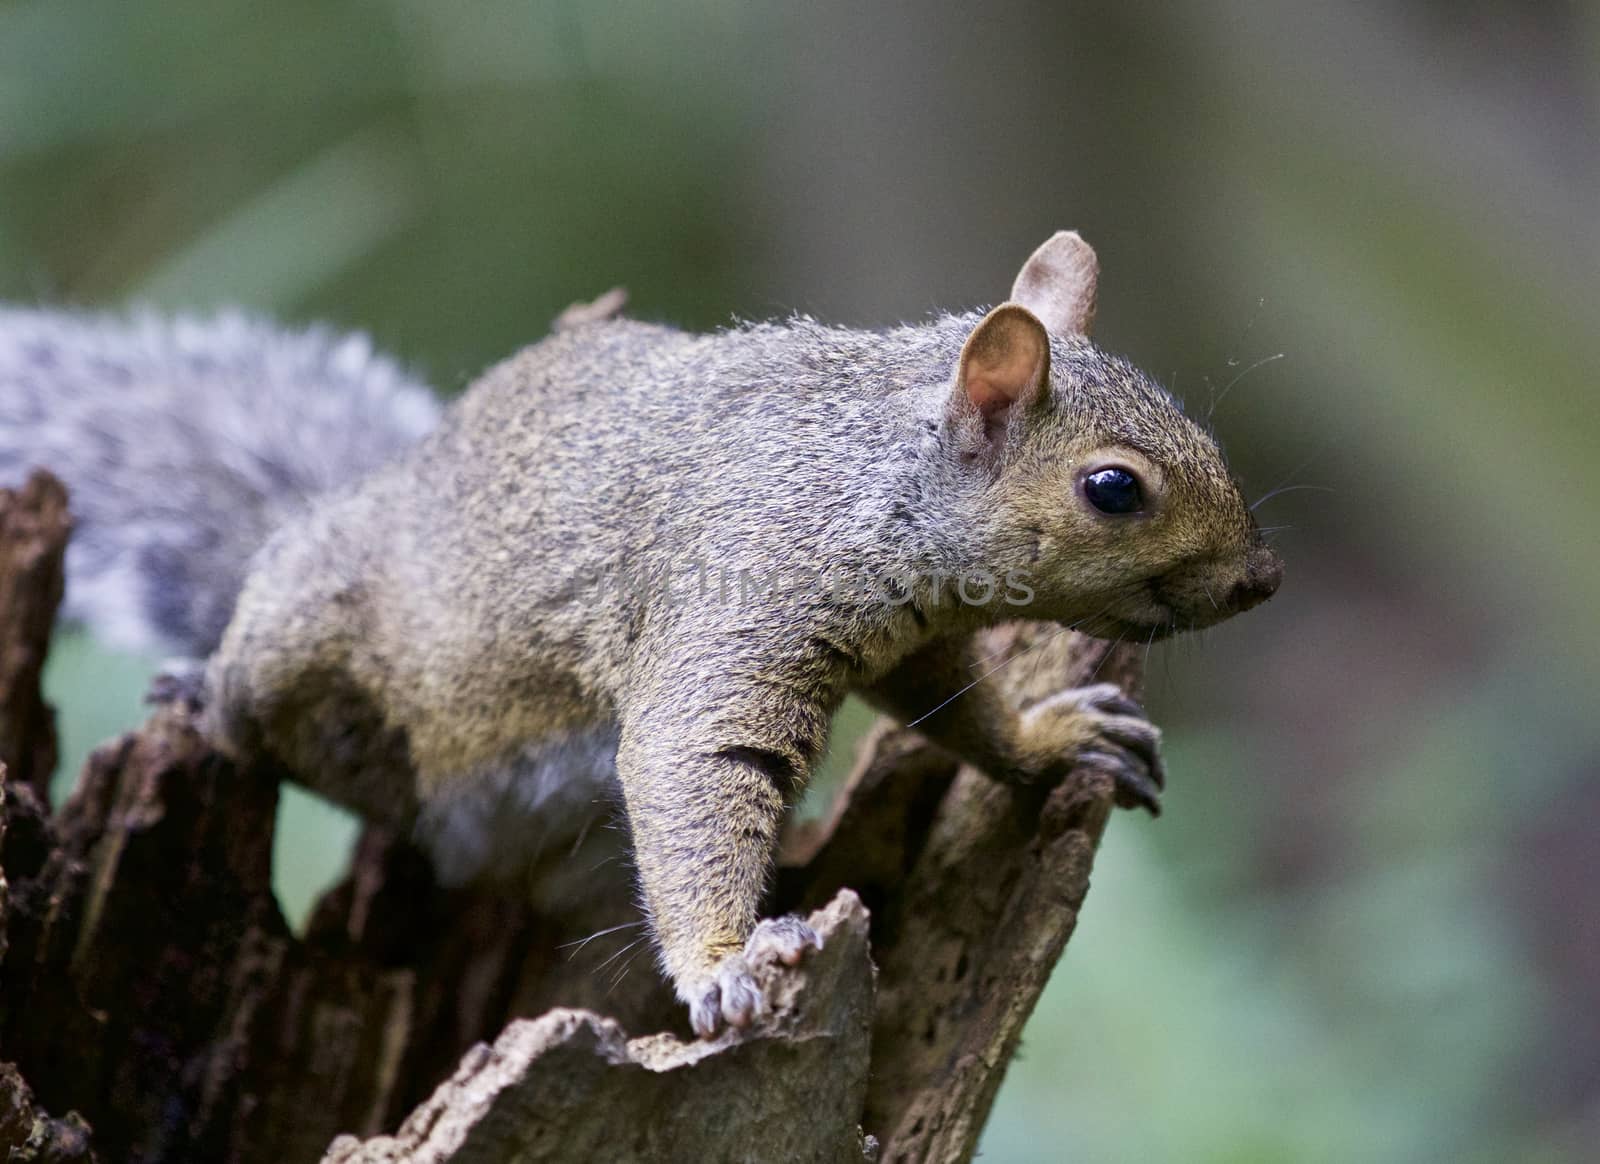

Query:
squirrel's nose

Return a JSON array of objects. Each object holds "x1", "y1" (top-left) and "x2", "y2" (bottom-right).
[{"x1": 1226, "y1": 548, "x2": 1282, "y2": 613}]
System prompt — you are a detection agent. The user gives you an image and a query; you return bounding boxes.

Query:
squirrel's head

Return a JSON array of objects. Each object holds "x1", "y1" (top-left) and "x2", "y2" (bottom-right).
[{"x1": 947, "y1": 231, "x2": 1282, "y2": 641}]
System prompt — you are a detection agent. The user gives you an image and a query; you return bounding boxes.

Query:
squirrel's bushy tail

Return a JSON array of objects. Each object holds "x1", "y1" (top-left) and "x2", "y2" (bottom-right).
[{"x1": 0, "y1": 307, "x2": 440, "y2": 656}]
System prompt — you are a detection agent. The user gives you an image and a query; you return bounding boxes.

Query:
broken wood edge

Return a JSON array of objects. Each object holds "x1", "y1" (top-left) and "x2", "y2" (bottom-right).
[{"x1": 322, "y1": 890, "x2": 878, "y2": 1164}]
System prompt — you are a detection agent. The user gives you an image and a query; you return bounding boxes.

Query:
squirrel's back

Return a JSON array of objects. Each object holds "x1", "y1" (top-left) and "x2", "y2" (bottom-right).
[
  {"x1": 0, "y1": 307, "x2": 440, "y2": 655},
  {"x1": 373, "y1": 316, "x2": 976, "y2": 698}
]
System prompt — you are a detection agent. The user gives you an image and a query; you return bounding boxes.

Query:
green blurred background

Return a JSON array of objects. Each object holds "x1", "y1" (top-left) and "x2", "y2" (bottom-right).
[{"x1": 4, "y1": 2, "x2": 1597, "y2": 1160}]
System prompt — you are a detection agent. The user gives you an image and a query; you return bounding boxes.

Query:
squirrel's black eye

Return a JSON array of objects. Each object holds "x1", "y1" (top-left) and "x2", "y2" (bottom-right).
[{"x1": 1083, "y1": 467, "x2": 1143, "y2": 515}]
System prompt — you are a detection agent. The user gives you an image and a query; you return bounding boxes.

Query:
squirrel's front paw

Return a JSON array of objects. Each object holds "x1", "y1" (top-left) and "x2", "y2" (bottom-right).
[
  {"x1": 679, "y1": 915, "x2": 823, "y2": 1039},
  {"x1": 1020, "y1": 682, "x2": 1165, "y2": 815},
  {"x1": 682, "y1": 956, "x2": 762, "y2": 1039}
]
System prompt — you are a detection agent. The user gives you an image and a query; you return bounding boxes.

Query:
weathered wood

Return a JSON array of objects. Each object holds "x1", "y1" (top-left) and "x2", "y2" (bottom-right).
[
  {"x1": 0, "y1": 1056, "x2": 95, "y2": 1164},
  {"x1": 0, "y1": 705, "x2": 681, "y2": 1162},
  {"x1": 0, "y1": 470, "x2": 69, "y2": 805},
  {"x1": 325, "y1": 891, "x2": 876, "y2": 1164}
]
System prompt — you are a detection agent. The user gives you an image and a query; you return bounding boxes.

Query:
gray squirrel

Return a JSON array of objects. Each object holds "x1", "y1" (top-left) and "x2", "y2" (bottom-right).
[{"x1": 0, "y1": 232, "x2": 1281, "y2": 1037}]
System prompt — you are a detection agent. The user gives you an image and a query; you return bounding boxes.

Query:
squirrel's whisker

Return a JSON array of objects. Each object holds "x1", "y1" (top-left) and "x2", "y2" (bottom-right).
[
  {"x1": 595, "y1": 936, "x2": 647, "y2": 977},
  {"x1": 1250, "y1": 483, "x2": 1335, "y2": 511},
  {"x1": 559, "y1": 919, "x2": 646, "y2": 956},
  {"x1": 1204, "y1": 350, "x2": 1285, "y2": 422}
]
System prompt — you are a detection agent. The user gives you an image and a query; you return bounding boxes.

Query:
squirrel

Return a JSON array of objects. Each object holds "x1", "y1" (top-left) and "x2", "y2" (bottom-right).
[{"x1": 0, "y1": 232, "x2": 1281, "y2": 1037}]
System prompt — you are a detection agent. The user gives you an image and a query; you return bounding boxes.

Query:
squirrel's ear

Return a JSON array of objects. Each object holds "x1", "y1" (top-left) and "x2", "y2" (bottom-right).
[
  {"x1": 1010, "y1": 230, "x2": 1098, "y2": 337},
  {"x1": 956, "y1": 303, "x2": 1050, "y2": 421}
]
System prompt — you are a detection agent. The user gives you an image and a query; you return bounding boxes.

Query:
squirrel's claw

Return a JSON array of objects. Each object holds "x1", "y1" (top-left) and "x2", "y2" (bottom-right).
[
  {"x1": 685, "y1": 958, "x2": 763, "y2": 1038},
  {"x1": 746, "y1": 914, "x2": 823, "y2": 968},
  {"x1": 1081, "y1": 745, "x2": 1165, "y2": 816},
  {"x1": 682, "y1": 915, "x2": 824, "y2": 1039},
  {"x1": 1021, "y1": 682, "x2": 1166, "y2": 814}
]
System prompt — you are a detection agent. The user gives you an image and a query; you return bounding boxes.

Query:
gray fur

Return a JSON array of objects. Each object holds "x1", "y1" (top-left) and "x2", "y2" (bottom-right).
[
  {"x1": 415, "y1": 726, "x2": 623, "y2": 891},
  {"x1": 0, "y1": 307, "x2": 439, "y2": 654}
]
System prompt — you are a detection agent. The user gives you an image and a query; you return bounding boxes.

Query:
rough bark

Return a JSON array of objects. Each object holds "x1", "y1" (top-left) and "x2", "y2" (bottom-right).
[
  {"x1": 0, "y1": 475, "x2": 1136, "y2": 1164},
  {"x1": 0, "y1": 1058, "x2": 96, "y2": 1164},
  {"x1": 324, "y1": 890, "x2": 876, "y2": 1164},
  {"x1": 0, "y1": 470, "x2": 68, "y2": 805}
]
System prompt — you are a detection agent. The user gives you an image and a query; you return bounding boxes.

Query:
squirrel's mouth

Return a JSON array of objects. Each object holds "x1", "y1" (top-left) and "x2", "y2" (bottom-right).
[
  {"x1": 1076, "y1": 598, "x2": 1180, "y2": 644},
  {"x1": 1066, "y1": 578, "x2": 1200, "y2": 643},
  {"x1": 1082, "y1": 617, "x2": 1180, "y2": 644},
  {"x1": 1139, "y1": 576, "x2": 1234, "y2": 638}
]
